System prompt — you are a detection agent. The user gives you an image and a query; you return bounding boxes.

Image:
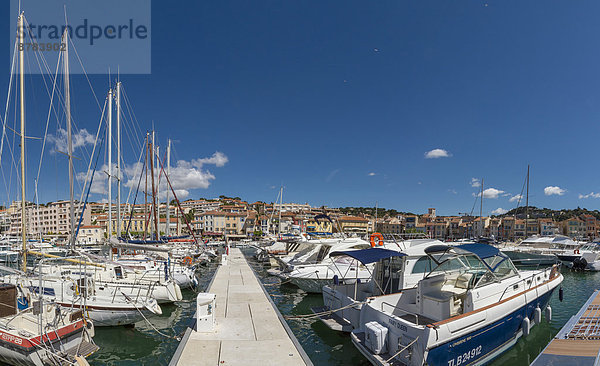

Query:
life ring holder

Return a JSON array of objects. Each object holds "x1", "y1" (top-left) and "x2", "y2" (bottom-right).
[{"x1": 182, "y1": 256, "x2": 193, "y2": 266}]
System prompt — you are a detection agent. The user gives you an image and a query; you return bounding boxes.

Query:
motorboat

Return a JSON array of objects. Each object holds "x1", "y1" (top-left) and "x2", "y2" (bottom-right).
[
  {"x1": 500, "y1": 235, "x2": 574, "y2": 266},
  {"x1": 350, "y1": 243, "x2": 563, "y2": 365},
  {"x1": 315, "y1": 243, "x2": 445, "y2": 332}
]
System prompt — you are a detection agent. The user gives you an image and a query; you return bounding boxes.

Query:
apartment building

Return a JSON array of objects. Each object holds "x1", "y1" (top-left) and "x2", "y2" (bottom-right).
[
  {"x1": 377, "y1": 217, "x2": 403, "y2": 234},
  {"x1": 272, "y1": 202, "x2": 312, "y2": 212},
  {"x1": 180, "y1": 199, "x2": 220, "y2": 214},
  {"x1": 560, "y1": 217, "x2": 586, "y2": 239},
  {"x1": 9, "y1": 200, "x2": 91, "y2": 237},
  {"x1": 337, "y1": 216, "x2": 369, "y2": 235}
]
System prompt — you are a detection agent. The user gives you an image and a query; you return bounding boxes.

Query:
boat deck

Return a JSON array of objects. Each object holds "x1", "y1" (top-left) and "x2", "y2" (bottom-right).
[
  {"x1": 532, "y1": 289, "x2": 600, "y2": 365},
  {"x1": 170, "y1": 247, "x2": 312, "y2": 366}
]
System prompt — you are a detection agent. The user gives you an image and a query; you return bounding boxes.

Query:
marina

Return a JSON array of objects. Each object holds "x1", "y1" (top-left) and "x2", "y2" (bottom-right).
[{"x1": 2, "y1": 1, "x2": 600, "y2": 365}]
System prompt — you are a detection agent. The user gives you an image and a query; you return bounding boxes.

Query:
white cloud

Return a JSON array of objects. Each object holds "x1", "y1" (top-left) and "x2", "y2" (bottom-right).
[
  {"x1": 368, "y1": 172, "x2": 376, "y2": 176},
  {"x1": 448, "y1": 189, "x2": 457, "y2": 194},
  {"x1": 424, "y1": 149, "x2": 451, "y2": 159},
  {"x1": 491, "y1": 208, "x2": 508, "y2": 215},
  {"x1": 544, "y1": 186, "x2": 565, "y2": 196},
  {"x1": 476, "y1": 188, "x2": 504, "y2": 199},
  {"x1": 48, "y1": 128, "x2": 95, "y2": 153},
  {"x1": 579, "y1": 192, "x2": 600, "y2": 199},
  {"x1": 470, "y1": 178, "x2": 480, "y2": 188},
  {"x1": 192, "y1": 151, "x2": 228, "y2": 168},
  {"x1": 77, "y1": 151, "x2": 228, "y2": 200},
  {"x1": 509, "y1": 194, "x2": 523, "y2": 202}
]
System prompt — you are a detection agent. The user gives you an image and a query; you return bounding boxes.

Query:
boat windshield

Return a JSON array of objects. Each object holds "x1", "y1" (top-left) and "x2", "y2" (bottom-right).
[{"x1": 425, "y1": 244, "x2": 519, "y2": 289}]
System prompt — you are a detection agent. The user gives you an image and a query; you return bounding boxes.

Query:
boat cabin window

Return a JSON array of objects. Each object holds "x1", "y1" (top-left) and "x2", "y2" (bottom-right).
[
  {"x1": 114, "y1": 266, "x2": 124, "y2": 280},
  {"x1": 316, "y1": 245, "x2": 331, "y2": 262},
  {"x1": 375, "y1": 256, "x2": 404, "y2": 295},
  {"x1": 411, "y1": 256, "x2": 433, "y2": 274}
]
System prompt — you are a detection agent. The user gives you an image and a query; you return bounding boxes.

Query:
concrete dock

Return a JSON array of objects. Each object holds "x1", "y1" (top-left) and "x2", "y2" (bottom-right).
[
  {"x1": 170, "y1": 248, "x2": 312, "y2": 366},
  {"x1": 532, "y1": 289, "x2": 600, "y2": 365}
]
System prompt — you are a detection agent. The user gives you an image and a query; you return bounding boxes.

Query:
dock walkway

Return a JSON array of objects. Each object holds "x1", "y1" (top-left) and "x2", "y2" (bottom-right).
[
  {"x1": 532, "y1": 289, "x2": 600, "y2": 365},
  {"x1": 170, "y1": 248, "x2": 312, "y2": 366}
]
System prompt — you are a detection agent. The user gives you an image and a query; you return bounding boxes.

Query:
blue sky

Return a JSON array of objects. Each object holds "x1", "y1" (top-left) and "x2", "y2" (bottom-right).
[{"x1": 2, "y1": 0, "x2": 600, "y2": 216}]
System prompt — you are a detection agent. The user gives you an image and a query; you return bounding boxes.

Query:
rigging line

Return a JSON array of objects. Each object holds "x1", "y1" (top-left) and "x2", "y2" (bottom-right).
[
  {"x1": 515, "y1": 169, "x2": 527, "y2": 211},
  {"x1": 0, "y1": 36, "x2": 18, "y2": 166},
  {"x1": 67, "y1": 36, "x2": 102, "y2": 111},
  {"x1": 125, "y1": 147, "x2": 146, "y2": 236},
  {"x1": 469, "y1": 187, "x2": 479, "y2": 217},
  {"x1": 74, "y1": 128, "x2": 105, "y2": 242},
  {"x1": 120, "y1": 106, "x2": 143, "y2": 167},
  {"x1": 36, "y1": 43, "x2": 62, "y2": 184},
  {"x1": 121, "y1": 87, "x2": 144, "y2": 149},
  {"x1": 76, "y1": 98, "x2": 107, "y2": 213},
  {"x1": 0, "y1": 37, "x2": 18, "y2": 204},
  {"x1": 117, "y1": 135, "x2": 146, "y2": 232}
]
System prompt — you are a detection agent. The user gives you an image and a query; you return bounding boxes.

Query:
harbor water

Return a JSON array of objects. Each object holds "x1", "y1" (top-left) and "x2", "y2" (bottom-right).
[{"x1": 12, "y1": 253, "x2": 596, "y2": 366}]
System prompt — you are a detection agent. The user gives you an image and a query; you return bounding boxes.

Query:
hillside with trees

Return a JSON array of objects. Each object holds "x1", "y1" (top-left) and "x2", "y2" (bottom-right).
[
  {"x1": 496, "y1": 206, "x2": 600, "y2": 221},
  {"x1": 338, "y1": 207, "x2": 415, "y2": 218}
]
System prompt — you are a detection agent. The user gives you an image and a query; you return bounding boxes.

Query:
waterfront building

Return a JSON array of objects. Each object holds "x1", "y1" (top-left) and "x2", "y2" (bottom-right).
[
  {"x1": 78, "y1": 225, "x2": 105, "y2": 244},
  {"x1": 337, "y1": 216, "x2": 369, "y2": 235}
]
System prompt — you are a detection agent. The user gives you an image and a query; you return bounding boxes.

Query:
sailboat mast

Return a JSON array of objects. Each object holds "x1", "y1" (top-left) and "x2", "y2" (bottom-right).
[
  {"x1": 144, "y1": 134, "x2": 148, "y2": 240},
  {"x1": 18, "y1": 13, "x2": 26, "y2": 272},
  {"x1": 107, "y1": 88, "x2": 113, "y2": 241},
  {"x1": 156, "y1": 145, "x2": 159, "y2": 236},
  {"x1": 374, "y1": 201, "x2": 378, "y2": 234},
  {"x1": 278, "y1": 186, "x2": 282, "y2": 236},
  {"x1": 479, "y1": 178, "x2": 483, "y2": 237},
  {"x1": 149, "y1": 134, "x2": 158, "y2": 239},
  {"x1": 525, "y1": 165, "x2": 529, "y2": 239},
  {"x1": 116, "y1": 81, "x2": 121, "y2": 240},
  {"x1": 166, "y1": 139, "x2": 170, "y2": 237},
  {"x1": 64, "y1": 29, "x2": 75, "y2": 250}
]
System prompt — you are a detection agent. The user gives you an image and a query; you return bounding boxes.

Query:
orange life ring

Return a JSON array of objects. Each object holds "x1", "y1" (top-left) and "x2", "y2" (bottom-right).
[
  {"x1": 182, "y1": 256, "x2": 193, "y2": 266},
  {"x1": 370, "y1": 233, "x2": 384, "y2": 247}
]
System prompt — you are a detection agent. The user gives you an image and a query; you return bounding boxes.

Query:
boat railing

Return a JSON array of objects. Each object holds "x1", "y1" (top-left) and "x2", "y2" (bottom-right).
[
  {"x1": 498, "y1": 267, "x2": 550, "y2": 302},
  {"x1": 381, "y1": 301, "x2": 419, "y2": 324}
]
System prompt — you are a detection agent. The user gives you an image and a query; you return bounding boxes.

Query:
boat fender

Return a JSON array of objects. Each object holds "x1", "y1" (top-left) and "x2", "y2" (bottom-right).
[
  {"x1": 559, "y1": 287, "x2": 564, "y2": 302},
  {"x1": 534, "y1": 307, "x2": 542, "y2": 324},
  {"x1": 522, "y1": 317, "x2": 530, "y2": 337},
  {"x1": 545, "y1": 306, "x2": 552, "y2": 322},
  {"x1": 333, "y1": 275, "x2": 339, "y2": 286}
]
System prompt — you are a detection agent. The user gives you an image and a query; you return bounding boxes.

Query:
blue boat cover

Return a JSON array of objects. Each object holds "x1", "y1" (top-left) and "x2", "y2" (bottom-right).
[{"x1": 330, "y1": 248, "x2": 406, "y2": 264}]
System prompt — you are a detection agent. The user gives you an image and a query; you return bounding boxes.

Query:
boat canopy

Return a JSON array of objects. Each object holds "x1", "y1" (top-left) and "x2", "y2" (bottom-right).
[
  {"x1": 425, "y1": 243, "x2": 511, "y2": 273},
  {"x1": 330, "y1": 248, "x2": 406, "y2": 264},
  {"x1": 425, "y1": 243, "x2": 501, "y2": 259}
]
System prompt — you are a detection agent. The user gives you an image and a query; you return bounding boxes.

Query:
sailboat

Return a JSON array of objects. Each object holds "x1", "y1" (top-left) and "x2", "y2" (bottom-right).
[
  {"x1": 4, "y1": 32, "x2": 164, "y2": 327},
  {"x1": 0, "y1": 13, "x2": 98, "y2": 365}
]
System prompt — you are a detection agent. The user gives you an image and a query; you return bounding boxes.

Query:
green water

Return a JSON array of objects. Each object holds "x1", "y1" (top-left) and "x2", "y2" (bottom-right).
[{"x1": 79, "y1": 256, "x2": 599, "y2": 365}]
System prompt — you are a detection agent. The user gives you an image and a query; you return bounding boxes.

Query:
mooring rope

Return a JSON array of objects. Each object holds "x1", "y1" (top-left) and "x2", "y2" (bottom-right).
[
  {"x1": 283, "y1": 301, "x2": 367, "y2": 320},
  {"x1": 385, "y1": 336, "x2": 419, "y2": 363}
]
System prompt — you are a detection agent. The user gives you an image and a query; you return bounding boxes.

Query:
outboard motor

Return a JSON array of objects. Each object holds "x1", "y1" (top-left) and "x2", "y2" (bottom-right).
[{"x1": 572, "y1": 257, "x2": 588, "y2": 271}]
